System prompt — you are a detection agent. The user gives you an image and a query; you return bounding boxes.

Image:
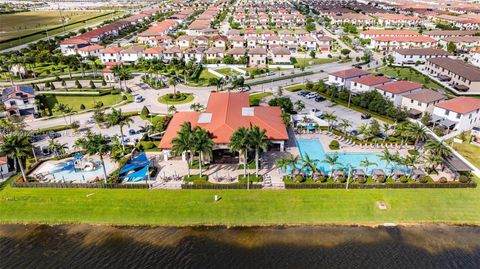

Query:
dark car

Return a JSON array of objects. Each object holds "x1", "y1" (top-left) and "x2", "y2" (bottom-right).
[
  {"x1": 47, "y1": 131, "x2": 61, "y2": 138},
  {"x1": 129, "y1": 129, "x2": 136, "y2": 135},
  {"x1": 29, "y1": 135, "x2": 43, "y2": 142},
  {"x1": 297, "y1": 90, "x2": 309, "y2": 96},
  {"x1": 361, "y1": 113, "x2": 371, "y2": 120},
  {"x1": 315, "y1": 96, "x2": 325, "y2": 102}
]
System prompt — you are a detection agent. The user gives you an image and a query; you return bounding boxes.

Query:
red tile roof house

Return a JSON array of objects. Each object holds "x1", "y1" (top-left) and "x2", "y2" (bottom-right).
[
  {"x1": 327, "y1": 68, "x2": 370, "y2": 89},
  {"x1": 270, "y1": 47, "x2": 291, "y2": 64},
  {"x1": 375, "y1": 81, "x2": 423, "y2": 107},
  {"x1": 143, "y1": 47, "x2": 164, "y2": 60},
  {"x1": 60, "y1": 38, "x2": 91, "y2": 56},
  {"x1": 393, "y1": 48, "x2": 449, "y2": 65},
  {"x1": 158, "y1": 92, "x2": 289, "y2": 161},
  {"x1": 1, "y1": 85, "x2": 36, "y2": 116},
  {"x1": 432, "y1": 97, "x2": 480, "y2": 131},
  {"x1": 370, "y1": 36, "x2": 437, "y2": 51},
  {"x1": 350, "y1": 75, "x2": 392, "y2": 93},
  {"x1": 120, "y1": 46, "x2": 144, "y2": 64},
  {"x1": 359, "y1": 30, "x2": 419, "y2": 39},
  {"x1": 77, "y1": 44, "x2": 104, "y2": 58},
  {"x1": 400, "y1": 89, "x2": 447, "y2": 118},
  {"x1": 100, "y1": 47, "x2": 122, "y2": 64}
]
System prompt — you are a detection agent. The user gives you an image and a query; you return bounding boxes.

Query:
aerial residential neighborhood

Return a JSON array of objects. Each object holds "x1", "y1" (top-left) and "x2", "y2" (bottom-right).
[{"x1": 1, "y1": 0, "x2": 480, "y2": 266}]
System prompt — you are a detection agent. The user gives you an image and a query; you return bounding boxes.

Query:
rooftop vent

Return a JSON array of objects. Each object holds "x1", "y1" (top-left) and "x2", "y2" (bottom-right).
[
  {"x1": 198, "y1": 113, "x2": 212, "y2": 123},
  {"x1": 242, "y1": 107, "x2": 254, "y2": 116}
]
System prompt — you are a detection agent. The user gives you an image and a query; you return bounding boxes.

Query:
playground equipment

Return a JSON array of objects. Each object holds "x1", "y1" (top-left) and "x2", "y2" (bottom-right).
[{"x1": 72, "y1": 153, "x2": 98, "y2": 172}]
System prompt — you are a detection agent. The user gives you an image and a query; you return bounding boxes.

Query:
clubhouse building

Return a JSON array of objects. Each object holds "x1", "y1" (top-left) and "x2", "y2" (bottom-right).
[{"x1": 159, "y1": 92, "x2": 289, "y2": 163}]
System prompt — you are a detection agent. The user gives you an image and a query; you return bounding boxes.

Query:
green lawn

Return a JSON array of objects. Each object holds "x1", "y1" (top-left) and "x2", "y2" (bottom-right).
[
  {"x1": 451, "y1": 141, "x2": 480, "y2": 170},
  {"x1": 294, "y1": 57, "x2": 338, "y2": 68},
  {"x1": 42, "y1": 93, "x2": 123, "y2": 114},
  {"x1": 157, "y1": 93, "x2": 194, "y2": 105},
  {"x1": 376, "y1": 66, "x2": 449, "y2": 93},
  {"x1": 199, "y1": 69, "x2": 219, "y2": 80},
  {"x1": 249, "y1": 92, "x2": 272, "y2": 105},
  {"x1": 215, "y1": 68, "x2": 241, "y2": 77},
  {"x1": 136, "y1": 141, "x2": 160, "y2": 152},
  {"x1": 0, "y1": 179, "x2": 480, "y2": 226}
]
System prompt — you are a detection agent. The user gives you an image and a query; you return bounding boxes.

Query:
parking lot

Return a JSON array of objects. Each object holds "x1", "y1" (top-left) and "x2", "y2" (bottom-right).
[
  {"x1": 32, "y1": 116, "x2": 148, "y2": 156},
  {"x1": 285, "y1": 90, "x2": 385, "y2": 131}
]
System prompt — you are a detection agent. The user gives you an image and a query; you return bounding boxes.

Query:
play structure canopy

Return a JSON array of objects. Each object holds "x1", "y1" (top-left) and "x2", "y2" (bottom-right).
[{"x1": 119, "y1": 153, "x2": 151, "y2": 182}]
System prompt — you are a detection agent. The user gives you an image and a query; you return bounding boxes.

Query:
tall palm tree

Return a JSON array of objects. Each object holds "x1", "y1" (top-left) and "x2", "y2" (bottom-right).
[
  {"x1": 394, "y1": 122, "x2": 409, "y2": 148},
  {"x1": 275, "y1": 155, "x2": 291, "y2": 175},
  {"x1": 323, "y1": 112, "x2": 337, "y2": 131},
  {"x1": 406, "y1": 122, "x2": 428, "y2": 149},
  {"x1": 382, "y1": 123, "x2": 390, "y2": 141},
  {"x1": 48, "y1": 137, "x2": 67, "y2": 157},
  {"x1": 171, "y1": 122, "x2": 195, "y2": 177},
  {"x1": 338, "y1": 119, "x2": 351, "y2": 138},
  {"x1": 87, "y1": 55, "x2": 98, "y2": 78},
  {"x1": 360, "y1": 157, "x2": 376, "y2": 174},
  {"x1": 169, "y1": 76, "x2": 178, "y2": 97},
  {"x1": 424, "y1": 153, "x2": 443, "y2": 170},
  {"x1": 53, "y1": 103, "x2": 73, "y2": 124},
  {"x1": 192, "y1": 126, "x2": 214, "y2": 178},
  {"x1": 249, "y1": 126, "x2": 269, "y2": 176},
  {"x1": 0, "y1": 134, "x2": 32, "y2": 181},
  {"x1": 301, "y1": 153, "x2": 319, "y2": 177},
  {"x1": 75, "y1": 132, "x2": 112, "y2": 183},
  {"x1": 323, "y1": 154, "x2": 342, "y2": 178},
  {"x1": 106, "y1": 109, "x2": 133, "y2": 151},
  {"x1": 424, "y1": 139, "x2": 451, "y2": 159},
  {"x1": 230, "y1": 127, "x2": 251, "y2": 177},
  {"x1": 379, "y1": 148, "x2": 393, "y2": 175}
]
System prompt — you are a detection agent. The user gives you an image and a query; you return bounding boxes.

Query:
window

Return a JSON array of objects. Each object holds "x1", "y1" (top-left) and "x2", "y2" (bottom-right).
[
  {"x1": 445, "y1": 110, "x2": 449, "y2": 116},
  {"x1": 456, "y1": 113, "x2": 461, "y2": 119}
]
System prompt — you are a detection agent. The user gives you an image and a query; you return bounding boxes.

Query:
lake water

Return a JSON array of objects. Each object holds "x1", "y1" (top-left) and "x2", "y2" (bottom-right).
[{"x1": 1, "y1": 224, "x2": 479, "y2": 268}]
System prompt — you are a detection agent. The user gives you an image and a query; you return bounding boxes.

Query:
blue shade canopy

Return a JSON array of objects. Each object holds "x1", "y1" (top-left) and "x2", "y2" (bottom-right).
[
  {"x1": 119, "y1": 153, "x2": 151, "y2": 175},
  {"x1": 123, "y1": 165, "x2": 149, "y2": 182}
]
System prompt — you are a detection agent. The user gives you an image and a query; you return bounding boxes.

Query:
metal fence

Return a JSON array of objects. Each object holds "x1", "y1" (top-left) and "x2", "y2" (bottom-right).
[
  {"x1": 11, "y1": 182, "x2": 149, "y2": 189},
  {"x1": 285, "y1": 182, "x2": 477, "y2": 189},
  {"x1": 181, "y1": 184, "x2": 263, "y2": 190}
]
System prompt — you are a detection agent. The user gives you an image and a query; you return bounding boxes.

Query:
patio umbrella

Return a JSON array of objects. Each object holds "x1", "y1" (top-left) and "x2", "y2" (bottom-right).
[
  {"x1": 62, "y1": 176, "x2": 65, "y2": 183},
  {"x1": 52, "y1": 173, "x2": 56, "y2": 180}
]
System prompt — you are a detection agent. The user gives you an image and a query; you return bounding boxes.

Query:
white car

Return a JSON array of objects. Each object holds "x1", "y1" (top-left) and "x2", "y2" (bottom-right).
[
  {"x1": 305, "y1": 92, "x2": 318, "y2": 99},
  {"x1": 135, "y1": 96, "x2": 144, "y2": 103}
]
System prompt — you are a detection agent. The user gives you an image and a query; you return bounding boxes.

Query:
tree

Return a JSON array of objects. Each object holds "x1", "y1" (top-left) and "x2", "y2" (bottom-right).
[
  {"x1": 230, "y1": 127, "x2": 251, "y2": 177},
  {"x1": 294, "y1": 100, "x2": 305, "y2": 111},
  {"x1": 340, "y1": 48, "x2": 351, "y2": 58},
  {"x1": 323, "y1": 154, "x2": 342, "y2": 178},
  {"x1": 360, "y1": 157, "x2": 376, "y2": 174},
  {"x1": 87, "y1": 55, "x2": 98, "y2": 77},
  {"x1": 406, "y1": 122, "x2": 428, "y2": 149},
  {"x1": 369, "y1": 119, "x2": 381, "y2": 137},
  {"x1": 424, "y1": 139, "x2": 451, "y2": 160},
  {"x1": 382, "y1": 123, "x2": 390, "y2": 141},
  {"x1": 141, "y1": 106, "x2": 150, "y2": 118},
  {"x1": 190, "y1": 102, "x2": 205, "y2": 112},
  {"x1": 338, "y1": 119, "x2": 351, "y2": 138},
  {"x1": 74, "y1": 132, "x2": 112, "y2": 183},
  {"x1": 53, "y1": 103, "x2": 73, "y2": 124},
  {"x1": 301, "y1": 153, "x2": 319, "y2": 177},
  {"x1": 172, "y1": 122, "x2": 195, "y2": 177},
  {"x1": 379, "y1": 149, "x2": 394, "y2": 175},
  {"x1": 309, "y1": 50, "x2": 316, "y2": 59},
  {"x1": 0, "y1": 134, "x2": 31, "y2": 181},
  {"x1": 421, "y1": 112, "x2": 432, "y2": 126},
  {"x1": 169, "y1": 76, "x2": 178, "y2": 97},
  {"x1": 447, "y1": 41, "x2": 456, "y2": 54},
  {"x1": 323, "y1": 112, "x2": 337, "y2": 131},
  {"x1": 105, "y1": 108, "x2": 133, "y2": 151},
  {"x1": 249, "y1": 126, "x2": 269, "y2": 176},
  {"x1": 192, "y1": 126, "x2": 214, "y2": 178}
]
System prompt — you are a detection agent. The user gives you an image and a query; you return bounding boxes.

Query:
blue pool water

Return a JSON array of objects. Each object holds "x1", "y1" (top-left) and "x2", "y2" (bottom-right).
[
  {"x1": 35, "y1": 158, "x2": 115, "y2": 182},
  {"x1": 293, "y1": 139, "x2": 403, "y2": 174}
]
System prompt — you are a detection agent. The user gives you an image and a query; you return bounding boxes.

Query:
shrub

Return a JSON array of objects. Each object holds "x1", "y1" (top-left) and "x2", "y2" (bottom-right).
[
  {"x1": 102, "y1": 79, "x2": 107, "y2": 86},
  {"x1": 419, "y1": 176, "x2": 428, "y2": 184},
  {"x1": 377, "y1": 176, "x2": 386, "y2": 183},
  {"x1": 439, "y1": 177, "x2": 447, "y2": 183},
  {"x1": 459, "y1": 175, "x2": 470, "y2": 183},
  {"x1": 337, "y1": 176, "x2": 346, "y2": 183},
  {"x1": 329, "y1": 140, "x2": 340, "y2": 150},
  {"x1": 295, "y1": 175, "x2": 305, "y2": 183},
  {"x1": 144, "y1": 141, "x2": 156, "y2": 149},
  {"x1": 399, "y1": 176, "x2": 409, "y2": 183},
  {"x1": 141, "y1": 106, "x2": 150, "y2": 118},
  {"x1": 316, "y1": 175, "x2": 327, "y2": 183},
  {"x1": 90, "y1": 80, "x2": 96, "y2": 89},
  {"x1": 80, "y1": 104, "x2": 85, "y2": 110},
  {"x1": 357, "y1": 177, "x2": 367, "y2": 184},
  {"x1": 122, "y1": 95, "x2": 127, "y2": 100}
]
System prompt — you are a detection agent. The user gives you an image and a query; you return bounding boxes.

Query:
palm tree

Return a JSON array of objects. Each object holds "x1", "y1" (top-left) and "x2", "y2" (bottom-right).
[
  {"x1": 275, "y1": 155, "x2": 291, "y2": 175},
  {"x1": 301, "y1": 153, "x2": 319, "y2": 177},
  {"x1": 360, "y1": 157, "x2": 376, "y2": 174},
  {"x1": 404, "y1": 152, "x2": 421, "y2": 171},
  {"x1": 171, "y1": 122, "x2": 195, "y2": 177},
  {"x1": 424, "y1": 153, "x2": 443, "y2": 170},
  {"x1": 192, "y1": 126, "x2": 214, "y2": 178},
  {"x1": 323, "y1": 112, "x2": 337, "y2": 131},
  {"x1": 75, "y1": 132, "x2": 112, "y2": 183},
  {"x1": 48, "y1": 137, "x2": 67, "y2": 157},
  {"x1": 424, "y1": 139, "x2": 451, "y2": 159},
  {"x1": 230, "y1": 127, "x2": 251, "y2": 177},
  {"x1": 382, "y1": 123, "x2": 390, "y2": 141},
  {"x1": 53, "y1": 103, "x2": 73, "y2": 124},
  {"x1": 249, "y1": 126, "x2": 269, "y2": 176},
  {"x1": 0, "y1": 134, "x2": 32, "y2": 181},
  {"x1": 169, "y1": 76, "x2": 178, "y2": 97},
  {"x1": 379, "y1": 148, "x2": 394, "y2": 175},
  {"x1": 87, "y1": 55, "x2": 98, "y2": 78},
  {"x1": 338, "y1": 119, "x2": 351, "y2": 138},
  {"x1": 190, "y1": 102, "x2": 205, "y2": 112},
  {"x1": 406, "y1": 122, "x2": 428, "y2": 149},
  {"x1": 394, "y1": 122, "x2": 410, "y2": 148},
  {"x1": 105, "y1": 109, "x2": 133, "y2": 151},
  {"x1": 323, "y1": 154, "x2": 342, "y2": 178}
]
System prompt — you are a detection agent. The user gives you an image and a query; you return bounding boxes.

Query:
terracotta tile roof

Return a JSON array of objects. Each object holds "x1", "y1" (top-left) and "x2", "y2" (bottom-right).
[
  {"x1": 361, "y1": 29, "x2": 419, "y2": 36},
  {"x1": 226, "y1": 47, "x2": 246, "y2": 55},
  {"x1": 121, "y1": 46, "x2": 144, "y2": 54},
  {"x1": 248, "y1": 48, "x2": 267, "y2": 55},
  {"x1": 144, "y1": 47, "x2": 164, "y2": 54},
  {"x1": 427, "y1": 58, "x2": 480, "y2": 82},
  {"x1": 351, "y1": 75, "x2": 392, "y2": 86},
  {"x1": 78, "y1": 44, "x2": 103, "y2": 51},
  {"x1": 271, "y1": 47, "x2": 291, "y2": 55},
  {"x1": 424, "y1": 30, "x2": 480, "y2": 36},
  {"x1": 101, "y1": 47, "x2": 123, "y2": 54},
  {"x1": 375, "y1": 81, "x2": 422, "y2": 94},
  {"x1": 159, "y1": 92, "x2": 288, "y2": 149},
  {"x1": 435, "y1": 97, "x2": 480, "y2": 114},
  {"x1": 61, "y1": 38, "x2": 90, "y2": 45},
  {"x1": 395, "y1": 48, "x2": 449, "y2": 56},
  {"x1": 0, "y1": 156, "x2": 6, "y2": 165},
  {"x1": 403, "y1": 89, "x2": 447, "y2": 103},
  {"x1": 329, "y1": 68, "x2": 369, "y2": 79},
  {"x1": 373, "y1": 36, "x2": 436, "y2": 42}
]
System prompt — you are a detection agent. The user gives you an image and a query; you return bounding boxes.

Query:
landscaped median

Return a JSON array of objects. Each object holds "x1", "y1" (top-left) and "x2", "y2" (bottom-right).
[{"x1": 158, "y1": 92, "x2": 194, "y2": 105}]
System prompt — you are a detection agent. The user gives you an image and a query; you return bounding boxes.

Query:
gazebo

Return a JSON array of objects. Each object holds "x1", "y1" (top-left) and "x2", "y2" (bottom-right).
[
  {"x1": 411, "y1": 169, "x2": 426, "y2": 181},
  {"x1": 372, "y1": 169, "x2": 386, "y2": 182},
  {"x1": 353, "y1": 169, "x2": 366, "y2": 181},
  {"x1": 392, "y1": 169, "x2": 405, "y2": 181}
]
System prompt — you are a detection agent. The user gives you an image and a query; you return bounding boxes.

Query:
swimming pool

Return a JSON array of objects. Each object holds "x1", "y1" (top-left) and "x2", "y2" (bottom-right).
[
  {"x1": 32, "y1": 158, "x2": 116, "y2": 182},
  {"x1": 295, "y1": 139, "x2": 403, "y2": 174}
]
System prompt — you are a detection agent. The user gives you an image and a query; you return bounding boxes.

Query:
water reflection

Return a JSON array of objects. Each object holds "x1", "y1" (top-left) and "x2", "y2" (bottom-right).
[{"x1": 1, "y1": 225, "x2": 479, "y2": 268}]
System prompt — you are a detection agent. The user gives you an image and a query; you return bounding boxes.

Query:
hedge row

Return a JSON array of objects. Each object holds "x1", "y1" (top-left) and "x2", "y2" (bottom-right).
[
  {"x1": 285, "y1": 182, "x2": 477, "y2": 189},
  {"x1": 11, "y1": 182, "x2": 149, "y2": 189},
  {"x1": 246, "y1": 71, "x2": 314, "y2": 86},
  {"x1": 181, "y1": 184, "x2": 263, "y2": 189}
]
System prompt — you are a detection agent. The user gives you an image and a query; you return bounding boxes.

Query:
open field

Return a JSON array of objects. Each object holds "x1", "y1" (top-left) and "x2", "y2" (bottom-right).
[
  {"x1": 0, "y1": 11, "x2": 121, "y2": 50},
  {"x1": 42, "y1": 93, "x2": 124, "y2": 114},
  {"x1": 0, "y1": 177, "x2": 479, "y2": 226},
  {"x1": 451, "y1": 141, "x2": 480, "y2": 170},
  {"x1": 376, "y1": 66, "x2": 449, "y2": 93},
  {"x1": 294, "y1": 57, "x2": 338, "y2": 68},
  {"x1": 0, "y1": 11, "x2": 102, "y2": 41}
]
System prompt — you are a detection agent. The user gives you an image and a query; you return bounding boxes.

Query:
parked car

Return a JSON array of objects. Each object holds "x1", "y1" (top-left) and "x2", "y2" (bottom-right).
[
  {"x1": 47, "y1": 131, "x2": 61, "y2": 138},
  {"x1": 314, "y1": 96, "x2": 325, "y2": 102},
  {"x1": 129, "y1": 129, "x2": 136, "y2": 135},
  {"x1": 29, "y1": 135, "x2": 43, "y2": 143},
  {"x1": 361, "y1": 113, "x2": 371, "y2": 120},
  {"x1": 135, "y1": 95, "x2": 144, "y2": 103},
  {"x1": 297, "y1": 90, "x2": 309, "y2": 96},
  {"x1": 306, "y1": 92, "x2": 318, "y2": 99},
  {"x1": 266, "y1": 72, "x2": 275, "y2": 76}
]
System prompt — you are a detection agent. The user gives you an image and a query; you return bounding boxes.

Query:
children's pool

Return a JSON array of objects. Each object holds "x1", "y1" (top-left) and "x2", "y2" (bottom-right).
[
  {"x1": 31, "y1": 158, "x2": 116, "y2": 182},
  {"x1": 294, "y1": 139, "x2": 403, "y2": 174}
]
